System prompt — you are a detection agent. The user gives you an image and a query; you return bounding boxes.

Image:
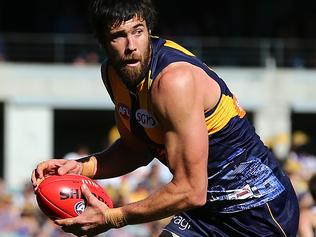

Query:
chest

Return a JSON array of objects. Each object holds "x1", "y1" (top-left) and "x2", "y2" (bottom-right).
[{"x1": 113, "y1": 78, "x2": 165, "y2": 146}]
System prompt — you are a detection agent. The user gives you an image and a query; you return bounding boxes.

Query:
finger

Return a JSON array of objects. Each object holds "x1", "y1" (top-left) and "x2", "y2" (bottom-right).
[
  {"x1": 58, "y1": 160, "x2": 80, "y2": 175},
  {"x1": 32, "y1": 160, "x2": 63, "y2": 189},
  {"x1": 31, "y1": 168, "x2": 46, "y2": 190},
  {"x1": 55, "y1": 217, "x2": 78, "y2": 226},
  {"x1": 81, "y1": 184, "x2": 99, "y2": 206},
  {"x1": 31, "y1": 169, "x2": 37, "y2": 187},
  {"x1": 33, "y1": 178, "x2": 45, "y2": 192},
  {"x1": 36, "y1": 161, "x2": 48, "y2": 179}
]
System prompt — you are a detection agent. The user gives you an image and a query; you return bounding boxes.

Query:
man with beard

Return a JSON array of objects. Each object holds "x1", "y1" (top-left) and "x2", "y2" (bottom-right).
[{"x1": 32, "y1": 0, "x2": 299, "y2": 236}]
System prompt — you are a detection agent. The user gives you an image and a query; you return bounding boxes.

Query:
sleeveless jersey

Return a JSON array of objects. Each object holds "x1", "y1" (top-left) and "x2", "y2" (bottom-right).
[{"x1": 101, "y1": 37, "x2": 286, "y2": 213}]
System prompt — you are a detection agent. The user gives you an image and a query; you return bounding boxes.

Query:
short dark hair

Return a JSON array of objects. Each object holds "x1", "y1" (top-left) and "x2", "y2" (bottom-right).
[{"x1": 89, "y1": 0, "x2": 157, "y2": 46}]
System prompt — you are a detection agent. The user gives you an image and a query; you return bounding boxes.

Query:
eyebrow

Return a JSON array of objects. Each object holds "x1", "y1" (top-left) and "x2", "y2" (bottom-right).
[
  {"x1": 110, "y1": 23, "x2": 146, "y2": 35},
  {"x1": 132, "y1": 23, "x2": 145, "y2": 29},
  {"x1": 108, "y1": 23, "x2": 145, "y2": 40}
]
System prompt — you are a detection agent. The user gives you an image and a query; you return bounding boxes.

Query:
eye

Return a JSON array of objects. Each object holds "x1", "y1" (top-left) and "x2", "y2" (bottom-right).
[
  {"x1": 133, "y1": 28, "x2": 144, "y2": 36},
  {"x1": 109, "y1": 32, "x2": 126, "y2": 42}
]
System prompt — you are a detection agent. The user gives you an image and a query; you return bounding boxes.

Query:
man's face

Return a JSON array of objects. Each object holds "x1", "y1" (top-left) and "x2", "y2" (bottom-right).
[{"x1": 104, "y1": 17, "x2": 151, "y2": 89}]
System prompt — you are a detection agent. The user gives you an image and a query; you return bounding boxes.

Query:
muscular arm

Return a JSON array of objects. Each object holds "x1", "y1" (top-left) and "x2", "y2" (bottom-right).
[
  {"x1": 54, "y1": 63, "x2": 220, "y2": 232},
  {"x1": 118, "y1": 62, "x2": 216, "y2": 224},
  {"x1": 81, "y1": 109, "x2": 153, "y2": 179}
]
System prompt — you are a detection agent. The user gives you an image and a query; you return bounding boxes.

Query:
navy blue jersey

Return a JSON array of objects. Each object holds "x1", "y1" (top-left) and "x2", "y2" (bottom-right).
[
  {"x1": 102, "y1": 37, "x2": 293, "y2": 213},
  {"x1": 102, "y1": 36, "x2": 299, "y2": 236},
  {"x1": 163, "y1": 183, "x2": 299, "y2": 236}
]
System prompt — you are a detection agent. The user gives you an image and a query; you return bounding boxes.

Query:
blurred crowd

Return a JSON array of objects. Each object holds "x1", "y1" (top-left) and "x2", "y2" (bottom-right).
[
  {"x1": 0, "y1": 158, "x2": 172, "y2": 237},
  {"x1": 283, "y1": 131, "x2": 316, "y2": 237},
  {"x1": 1, "y1": 129, "x2": 316, "y2": 237},
  {"x1": 0, "y1": 126, "x2": 172, "y2": 237}
]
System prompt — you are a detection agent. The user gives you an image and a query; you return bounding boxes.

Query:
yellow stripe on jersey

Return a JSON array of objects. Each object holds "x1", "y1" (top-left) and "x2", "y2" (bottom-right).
[
  {"x1": 206, "y1": 94, "x2": 245, "y2": 135},
  {"x1": 108, "y1": 66, "x2": 132, "y2": 132},
  {"x1": 138, "y1": 74, "x2": 165, "y2": 144},
  {"x1": 164, "y1": 40, "x2": 195, "y2": 57},
  {"x1": 147, "y1": 69, "x2": 154, "y2": 89}
]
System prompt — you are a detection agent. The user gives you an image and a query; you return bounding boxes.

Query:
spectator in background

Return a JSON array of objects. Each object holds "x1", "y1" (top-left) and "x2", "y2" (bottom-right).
[
  {"x1": 284, "y1": 131, "x2": 316, "y2": 203},
  {"x1": 0, "y1": 193, "x2": 16, "y2": 234},
  {"x1": 14, "y1": 204, "x2": 40, "y2": 237},
  {"x1": 139, "y1": 162, "x2": 167, "y2": 193},
  {"x1": 299, "y1": 173, "x2": 316, "y2": 237},
  {"x1": 63, "y1": 144, "x2": 89, "y2": 160},
  {"x1": 73, "y1": 51, "x2": 100, "y2": 66}
]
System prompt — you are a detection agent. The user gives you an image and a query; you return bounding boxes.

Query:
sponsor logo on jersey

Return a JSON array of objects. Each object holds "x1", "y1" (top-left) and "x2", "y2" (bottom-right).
[
  {"x1": 74, "y1": 201, "x2": 85, "y2": 215},
  {"x1": 172, "y1": 215, "x2": 191, "y2": 231},
  {"x1": 118, "y1": 103, "x2": 130, "y2": 119},
  {"x1": 208, "y1": 184, "x2": 262, "y2": 202},
  {"x1": 135, "y1": 109, "x2": 157, "y2": 128}
]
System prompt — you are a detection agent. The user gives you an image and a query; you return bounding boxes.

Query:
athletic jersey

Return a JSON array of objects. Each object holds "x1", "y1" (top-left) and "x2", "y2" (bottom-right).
[{"x1": 101, "y1": 37, "x2": 286, "y2": 213}]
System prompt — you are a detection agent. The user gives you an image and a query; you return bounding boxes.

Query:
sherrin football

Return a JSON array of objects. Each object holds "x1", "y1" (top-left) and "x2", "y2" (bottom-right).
[{"x1": 35, "y1": 174, "x2": 113, "y2": 220}]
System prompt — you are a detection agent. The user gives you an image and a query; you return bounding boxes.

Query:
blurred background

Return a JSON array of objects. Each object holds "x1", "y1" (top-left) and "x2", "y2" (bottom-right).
[{"x1": 1, "y1": 0, "x2": 316, "y2": 236}]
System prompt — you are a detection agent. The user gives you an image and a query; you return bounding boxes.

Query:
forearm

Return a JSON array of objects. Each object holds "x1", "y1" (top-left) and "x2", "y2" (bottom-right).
[
  {"x1": 79, "y1": 138, "x2": 152, "y2": 179},
  {"x1": 117, "y1": 180, "x2": 205, "y2": 226}
]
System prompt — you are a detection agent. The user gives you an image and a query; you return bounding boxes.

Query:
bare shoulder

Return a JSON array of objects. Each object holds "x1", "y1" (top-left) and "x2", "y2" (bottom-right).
[
  {"x1": 151, "y1": 62, "x2": 220, "y2": 115},
  {"x1": 153, "y1": 62, "x2": 194, "y2": 91},
  {"x1": 151, "y1": 62, "x2": 197, "y2": 110}
]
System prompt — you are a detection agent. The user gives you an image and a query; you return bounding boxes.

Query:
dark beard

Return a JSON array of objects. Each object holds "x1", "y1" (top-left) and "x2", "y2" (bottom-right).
[
  {"x1": 110, "y1": 42, "x2": 151, "y2": 91},
  {"x1": 117, "y1": 56, "x2": 150, "y2": 91}
]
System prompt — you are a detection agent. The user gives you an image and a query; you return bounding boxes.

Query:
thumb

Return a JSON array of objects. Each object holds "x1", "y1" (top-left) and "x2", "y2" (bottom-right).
[{"x1": 81, "y1": 184, "x2": 98, "y2": 206}]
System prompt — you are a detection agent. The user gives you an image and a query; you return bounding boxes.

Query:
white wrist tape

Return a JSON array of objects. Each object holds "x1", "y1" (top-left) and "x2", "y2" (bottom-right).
[
  {"x1": 80, "y1": 156, "x2": 97, "y2": 178},
  {"x1": 103, "y1": 208, "x2": 127, "y2": 228}
]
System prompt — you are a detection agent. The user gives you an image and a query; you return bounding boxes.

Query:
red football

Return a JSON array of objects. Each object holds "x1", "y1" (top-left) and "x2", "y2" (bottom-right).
[{"x1": 35, "y1": 174, "x2": 113, "y2": 220}]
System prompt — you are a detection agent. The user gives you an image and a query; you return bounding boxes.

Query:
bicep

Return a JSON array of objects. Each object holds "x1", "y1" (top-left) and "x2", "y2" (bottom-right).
[
  {"x1": 164, "y1": 104, "x2": 209, "y2": 185},
  {"x1": 152, "y1": 68, "x2": 209, "y2": 188}
]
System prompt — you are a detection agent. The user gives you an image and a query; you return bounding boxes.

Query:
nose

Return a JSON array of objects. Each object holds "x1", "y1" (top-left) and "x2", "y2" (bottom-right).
[{"x1": 126, "y1": 35, "x2": 136, "y2": 52}]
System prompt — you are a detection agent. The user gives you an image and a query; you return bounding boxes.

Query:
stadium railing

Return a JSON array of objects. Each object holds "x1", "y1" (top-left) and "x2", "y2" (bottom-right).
[{"x1": 0, "y1": 33, "x2": 315, "y2": 68}]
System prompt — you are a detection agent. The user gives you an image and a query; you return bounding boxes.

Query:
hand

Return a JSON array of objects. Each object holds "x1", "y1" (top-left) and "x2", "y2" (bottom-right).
[
  {"x1": 55, "y1": 184, "x2": 124, "y2": 237},
  {"x1": 31, "y1": 159, "x2": 82, "y2": 189}
]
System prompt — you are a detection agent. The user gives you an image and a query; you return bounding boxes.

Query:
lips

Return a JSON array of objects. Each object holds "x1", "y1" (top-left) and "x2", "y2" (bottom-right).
[
  {"x1": 124, "y1": 59, "x2": 140, "y2": 66},
  {"x1": 124, "y1": 59, "x2": 139, "y2": 63}
]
